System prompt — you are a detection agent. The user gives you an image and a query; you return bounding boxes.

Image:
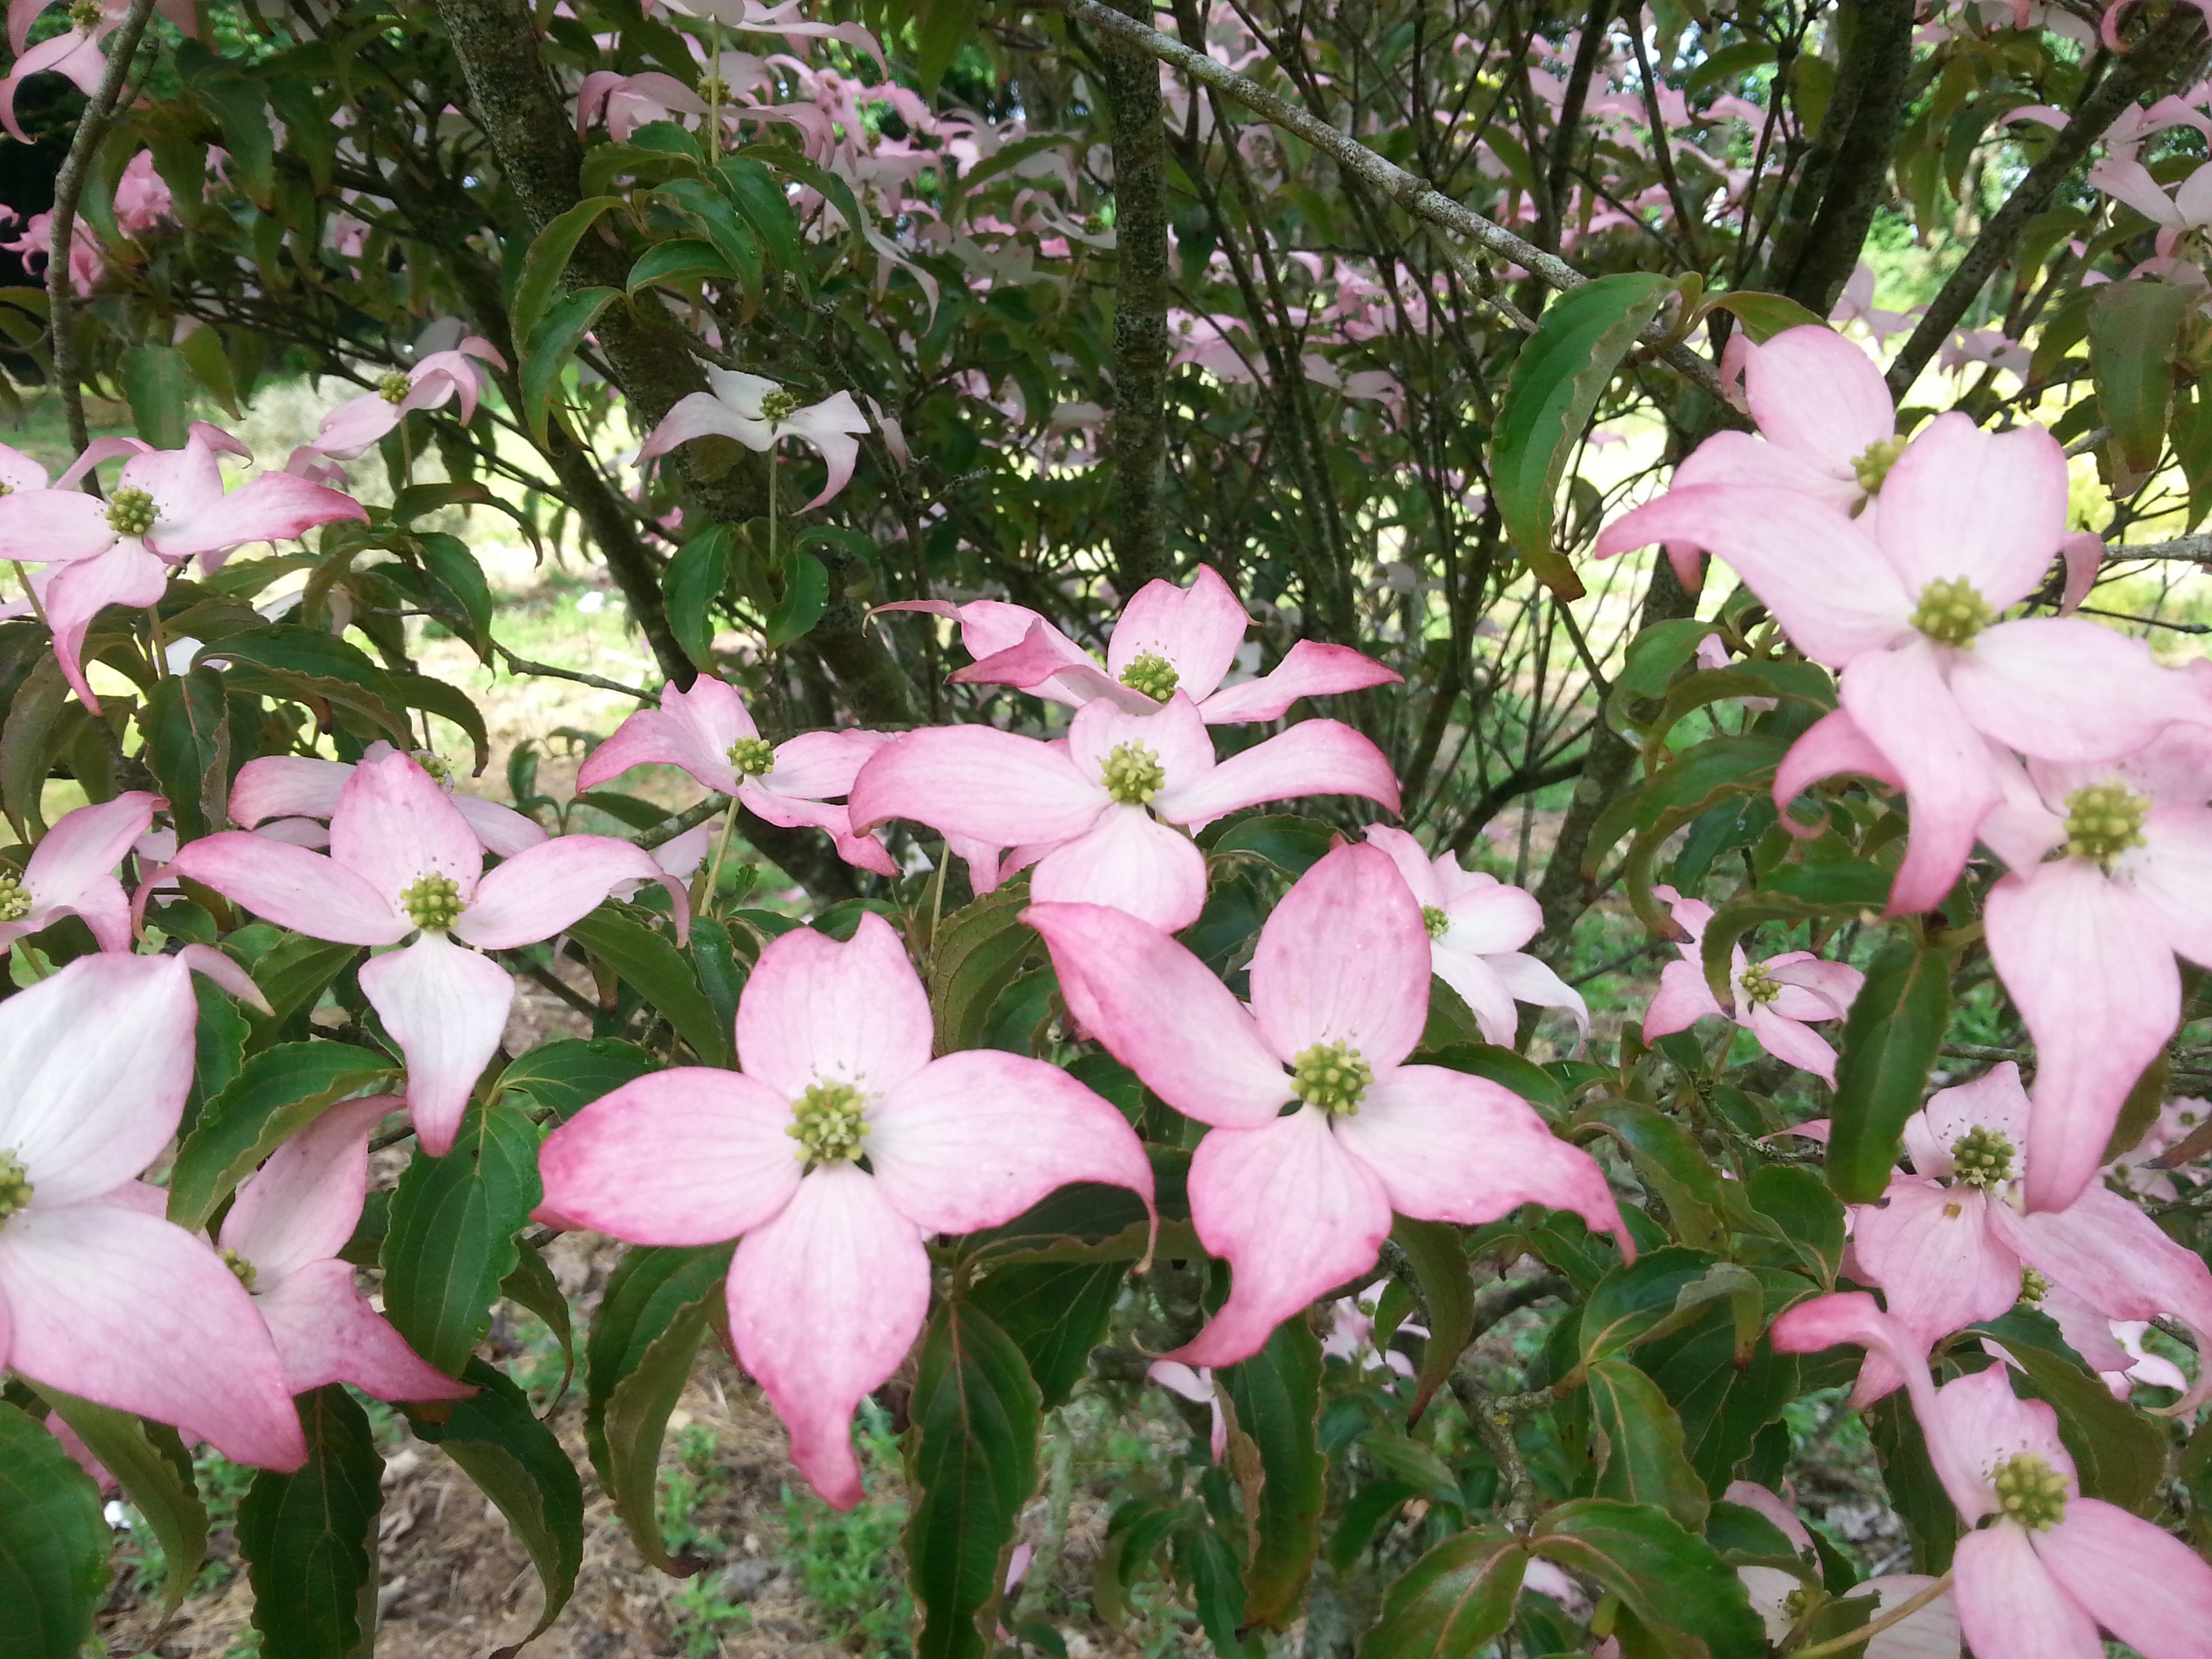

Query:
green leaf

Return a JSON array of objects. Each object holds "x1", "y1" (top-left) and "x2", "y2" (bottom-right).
[
  {"x1": 495, "y1": 1036, "x2": 657, "y2": 1124},
  {"x1": 1390, "y1": 1217, "x2": 1475, "y2": 1424},
  {"x1": 1586, "y1": 1360, "x2": 1711, "y2": 1528},
  {"x1": 1866, "y1": 1391, "x2": 1959, "y2": 1574},
  {"x1": 715, "y1": 156, "x2": 803, "y2": 274},
  {"x1": 403, "y1": 1361, "x2": 583, "y2": 1641},
  {"x1": 1698, "y1": 292, "x2": 1825, "y2": 344},
  {"x1": 39, "y1": 1392, "x2": 205, "y2": 1619},
  {"x1": 120, "y1": 344, "x2": 192, "y2": 449},
  {"x1": 167, "y1": 1042, "x2": 396, "y2": 1230},
  {"x1": 500, "y1": 1243, "x2": 575, "y2": 1387},
  {"x1": 1746, "y1": 1164, "x2": 1846, "y2": 1288},
  {"x1": 512, "y1": 197, "x2": 625, "y2": 356},
  {"x1": 914, "y1": 0, "x2": 983, "y2": 91},
  {"x1": 1980, "y1": 1312, "x2": 2169, "y2": 1515},
  {"x1": 663, "y1": 523, "x2": 733, "y2": 669},
  {"x1": 1218, "y1": 1314, "x2": 1326, "y2": 1624},
  {"x1": 521, "y1": 287, "x2": 620, "y2": 445},
  {"x1": 628, "y1": 237, "x2": 737, "y2": 294},
  {"x1": 176, "y1": 324, "x2": 243, "y2": 417},
  {"x1": 390, "y1": 670, "x2": 491, "y2": 772},
  {"x1": 1174, "y1": 1516, "x2": 1250, "y2": 1658},
  {"x1": 926, "y1": 884, "x2": 1042, "y2": 1054},
  {"x1": 195, "y1": 628, "x2": 415, "y2": 748},
  {"x1": 244, "y1": 935, "x2": 365, "y2": 1044},
  {"x1": 969, "y1": 1261, "x2": 1130, "y2": 1412},
  {"x1": 653, "y1": 179, "x2": 765, "y2": 304},
  {"x1": 0, "y1": 1400, "x2": 107, "y2": 1659},
  {"x1": 566, "y1": 907, "x2": 731, "y2": 1065},
  {"x1": 1492, "y1": 274, "x2": 1675, "y2": 600},
  {"x1": 1532, "y1": 1499, "x2": 1763, "y2": 1659},
  {"x1": 1358, "y1": 1527, "x2": 1526, "y2": 1659},
  {"x1": 2089, "y1": 276, "x2": 2190, "y2": 476},
  {"x1": 380, "y1": 1098, "x2": 544, "y2": 1376},
  {"x1": 764, "y1": 550, "x2": 830, "y2": 649},
  {"x1": 585, "y1": 1244, "x2": 733, "y2": 1575},
  {"x1": 138, "y1": 666, "x2": 231, "y2": 843},
  {"x1": 1828, "y1": 940, "x2": 1952, "y2": 1203},
  {"x1": 182, "y1": 968, "x2": 251, "y2": 1136},
  {"x1": 238, "y1": 1386, "x2": 383, "y2": 1659},
  {"x1": 1573, "y1": 1103, "x2": 1737, "y2": 1253},
  {"x1": 905, "y1": 1300, "x2": 1044, "y2": 1659},
  {"x1": 415, "y1": 531, "x2": 496, "y2": 656}
]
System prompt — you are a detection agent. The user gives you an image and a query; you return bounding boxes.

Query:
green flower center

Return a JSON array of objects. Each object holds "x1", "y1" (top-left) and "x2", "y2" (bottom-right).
[
  {"x1": 697, "y1": 74, "x2": 730, "y2": 103},
  {"x1": 105, "y1": 486, "x2": 156, "y2": 537},
  {"x1": 377, "y1": 371, "x2": 414, "y2": 404},
  {"x1": 1737, "y1": 962, "x2": 1782, "y2": 1006},
  {"x1": 1951, "y1": 1124, "x2": 2015, "y2": 1189},
  {"x1": 2020, "y1": 1265, "x2": 2049, "y2": 1305},
  {"x1": 1082, "y1": 211, "x2": 1109, "y2": 234},
  {"x1": 1910, "y1": 577, "x2": 1994, "y2": 647},
  {"x1": 65, "y1": 0, "x2": 100, "y2": 28},
  {"x1": 1291, "y1": 1040, "x2": 1372, "y2": 1115},
  {"x1": 1851, "y1": 434, "x2": 1909, "y2": 495},
  {"x1": 1992, "y1": 1452, "x2": 2068, "y2": 1530},
  {"x1": 401, "y1": 872, "x2": 465, "y2": 931},
  {"x1": 1118, "y1": 651, "x2": 1180, "y2": 703},
  {"x1": 787, "y1": 1080, "x2": 869, "y2": 1165},
  {"x1": 2063, "y1": 781, "x2": 2149, "y2": 867},
  {"x1": 1422, "y1": 905, "x2": 1451, "y2": 941},
  {"x1": 0, "y1": 1149, "x2": 30, "y2": 1227},
  {"x1": 0, "y1": 874, "x2": 30, "y2": 922},
  {"x1": 727, "y1": 736, "x2": 776, "y2": 777},
  {"x1": 758, "y1": 388, "x2": 801, "y2": 426},
  {"x1": 220, "y1": 1246, "x2": 258, "y2": 1292},
  {"x1": 415, "y1": 752, "x2": 451, "y2": 781},
  {"x1": 1101, "y1": 740, "x2": 1165, "y2": 805}
]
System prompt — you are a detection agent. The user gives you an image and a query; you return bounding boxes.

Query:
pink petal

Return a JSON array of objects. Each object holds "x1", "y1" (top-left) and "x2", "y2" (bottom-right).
[
  {"x1": 1361, "y1": 825, "x2": 1446, "y2": 908},
  {"x1": 1849, "y1": 1575, "x2": 1960, "y2": 1659},
  {"x1": 1433, "y1": 949, "x2": 1521, "y2": 1045},
  {"x1": 454, "y1": 834, "x2": 669, "y2": 950},
  {"x1": 1105, "y1": 565, "x2": 1250, "y2": 702},
  {"x1": 121, "y1": 434, "x2": 226, "y2": 526},
  {"x1": 168, "y1": 832, "x2": 404, "y2": 945},
  {"x1": 1154, "y1": 717, "x2": 1400, "y2": 828},
  {"x1": 1763, "y1": 956, "x2": 1864, "y2": 1020},
  {"x1": 952, "y1": 617, "x2": 1122, "y2": 708},
  {"x1": 846, "y1": 726, "x2": 1107, "y2": 847},
  {"x1": 577, "y1": 676, "x2": 753, "y2": 794},
  {"x1": 1029, "y1": 806, "x2": 1209, "y2": 932},
  {"x1": 253, "y1": 1257, "x2": 474, "y2": 1401},
  {"x1": 151, "y1": 472, "x2": 365, "y2": 561},
  {"x1": 638, "y1": 390, "x2": 771, "y2": 462},
  {"x1": 1774, "y1": 708, "x2": 1906, "y2": 832},
  {"x1": 1065, "y1": 692, "x2": 1218, "y2": 797},
  {"x1": 1916, "y1": 1061, "x2": 2033, "y2": 1164},
  {"x1": 1948, "y1": 617, "x2": 2212, "y2": 762},
  {"x1": 1667, "y1": 428, "x2": 1863, "y2": 514},
  {"x1": 784, "y1": 393, "x2": 868, "y2": 510},
  {"x1": 725, "y1": 1163, "x2": 930, "y2": 1509},
  {"x1": 1197, "y1": 639, "x2": 1401, "y2": 724},
  {"x1": 1488, "y1": 950, "x2": 1591, "y2": 1050},
  {"x1": 1643, "y1": 957, "x2": 1727, "y2": 1037},
  {"x1": 451, "y1": 795, "x2": 549, "y2": 858},
  {"x1": 42, "y1": 539, "x2": 169, "y2": 710},
  {"x1": 0, "y1": 953, "x2": 197, "y2": 1203},
  {"x1": 1741, "y1": 326, "x2": 1893, "y2": 472},
  {"x1": 1333, "y1": 1065, "x2": 1626, "y2": 1244},
  {"x1": 1023, "y1": 901, "x2": 1290, "y2": 1128},
  {"x1": 1954, "y1": 1524, "x2": 2102, "y2": 1659},
  {"x1": 219, "y1": 1095, "x2": 397, "y2": 1281},
  {"x1": 304, "y1": 395, "x2": 401, "y2": 461},
  {"x1": 737, "y1": 789, "x2": 898, "y2": 876},
  {"x1": 758, "y1": 728, "x2": 885, "y2": 800},
  {"x1": 0, "y1": 487, "x2": 112, "y2": 565},
  {"x1": 0, "y1": 1200, "x2": 305, "y2": 1469},
  {"x1": 867, "y1": 1049, "x2": 1153, "y2": 1233},
  {"x1": 1439, "y1": 880, "x2": 1543, "y2": 954},
  {"x1": 2089, "y1": 157, "x2": 2188, "y2": 226},
  {"x1": 1928, "y1": 1364, "x2": 2074, "y2": 1513},
  {"x1": 1875, "y1": 414, "x2": 2067, "y2": 609},
  {"x1": 1839, "y1": 642, "x2": 2007, "y2": 913},
  {"x1": 329, "y1": 750, "x2": 483, "y2": 909},
  {"x1": 1722, "y1": 1480, "x2": 1814, "y2": 1553},
  {"x1": 1849, "y1": 1181, "x2": 2022, "y2": 1345},
  {"x1": 1746, "y1": 1001, "x2": 1844, "y2": 1086},
  {"x1": 537, "y1": 1068, "x2": 803, "y2": 1244},
  {"x1": 22, "y1": 788, "x2": 157, "y2": 906},
  {"x1": 734, "y1": 912, "x2": 933, "y2": 1103},
  {"x1": 230, "y1": 756, "x2": 351, "y2": 825},
  {"x1": 2036, "y1": 1496, "x2": 2212, "y2": 1658},
  {"x1": 357, "y1": 934, "x2": 514, "y2": 1157},
  {"x1": 1249, "y1": 842, "x2": 1430, "y2": 1071},
  {"x1": 1593, "y1": 486, "x2": 1912, "y2": 666},
  {"x1": 1171, "y1": 1109, "x2": 1394, "y2": 1369},
  {"x1": 1769, "y1": 1294, "x2": 1954, "y2": 1469},
  {"x1": 1984, "y1": 863, "x2": 2179, "y2": 1211}
]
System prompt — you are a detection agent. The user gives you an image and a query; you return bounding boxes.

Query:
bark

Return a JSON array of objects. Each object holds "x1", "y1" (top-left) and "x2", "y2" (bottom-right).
[{"x1": 1099, "y1": 0, "x2": 1174, "y2": 592}]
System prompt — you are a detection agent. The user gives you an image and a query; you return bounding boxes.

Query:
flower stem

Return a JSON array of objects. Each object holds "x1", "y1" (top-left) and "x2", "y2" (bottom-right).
[
  {"x1": 1788, "y1": 1575, "x2": 1954, "y2": 1658},
  {"x1": 10, "y1": 561, "x2": 46, "y2": 627},
  {"x1": 696, "y1": 794, "x2": 741, "y2": 918}
]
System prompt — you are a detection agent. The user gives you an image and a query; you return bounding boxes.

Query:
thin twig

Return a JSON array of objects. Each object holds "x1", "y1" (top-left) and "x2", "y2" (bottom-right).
[
  {"x1": 1789, "y1": 1574, "x2": 1954, "y2": 1658},
  {"x1": 632, "y1": 794, "x2": 729, "y2": 850},
  {"x1": 494, "y1": 641, "x2": 655, "y2": 702}
]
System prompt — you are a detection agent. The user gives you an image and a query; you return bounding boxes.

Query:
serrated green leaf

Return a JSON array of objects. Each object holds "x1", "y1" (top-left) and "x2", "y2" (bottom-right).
[
  {"x1": 628, "y1": 237, "x2": 737, "y2": 294},
  {"x1": 39, "y1": 1392, "x2": 205, "y2": 1619},
  {"x1": 926, "y1": 884, "x2": 1042, "y2": 1054},
  {"x1": 167, "y1": 1042, "x2": 395, "y2": 1230},
  {"x1": 1357, "y1": 1526, "x2": 1525, "y2": 1659},
  {"x1": 139, "y1": 665, "x2": 231, "y2": 844},
  {"x1": 1586, "y1": 1360, "x2": 1710, "y2": 1528},
  {"x1": 1828, "y1": 940, "x2": 1951, "y2": 1203},
  {"x1": 522, "y1": 287, "x2": 620, "y2": 445},
  {"x1": 663, "y1": 523, "x2": 733, "y2": 669},
  {"x1": 0, "y1": 1400, "x2": 108, "y2": 1659},
  {"x1": 511, "y1": 197, "x2": 624, "y2": 355},
  {"x1": 120, "y1": 344, "x2": 192, "y2": 449},
  {"x1": 495, "y1": 1036, "x2": 657, "y2": 1124},
  {"x1": 566, "y1": 907, "x2": 731, "y2": 1065},
  {"x1": 381, "y1": 1098, "x2": 544, "y2": 1376},
  {"x1": 238, "y1": 1386, "x2": 382, "y2": 1659},
  {"x1": 764, "y1": 550, "x2": 829, "y2": 649},
  {"x1": 2089, "y1": 276, "x2": 2189, "y2": 475},
  {"x1": 1218, "y1": 1313, "x2": 1326, "y2": 1624},
  {"x1": 969, "y1": 1261, "x2": 1130, "y2": 1412},
  {"x1": 1532, "y1": 1499, "x2": 1763, "y2": 1659},
  {"x1": 1390, "y1": 1217, "x2": 1475, "y2": 1424}
]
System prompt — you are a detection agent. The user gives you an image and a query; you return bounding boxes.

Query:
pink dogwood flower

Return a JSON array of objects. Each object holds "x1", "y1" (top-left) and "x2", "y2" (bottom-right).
[
  {"x1": 1025, "y1": 842, "x2": 1626, "y2": 1368},
  {"x1": 879, "y1": 565, "x2": 1399, "y2": 724},
  {"x1": 638, "y1": 369, "x2": 871, "y2": 510},
  {"x1": 229, "y1": 744, "x2": 548, "y2": 859},
  {"x1": 575, "y1": 69, "x2": 708, "y2": 140},
  {"x1": 0, "y1": 948, "x2": 305, "y2": 1469},
  {"x1": 171, "y1": 751, "x2": 682, "y2": 1156},
  {"x1": 1773, "y1": 1293, "x2": 2212, "y2": 1659},
  {"x1": 0, "y1": 790, "x2": 159, "y2": 956},
  {"x1": 848, "y1": 693, "x2": 1399, "y2": 932},
  {"x1": 537, "y1": 912, "x2": 1153, "y2": 1507},
  {"x1": 219, "y1": 1095, "x2": 474, "y2": 1403},
  {"x1": 1598, "y1": 413, "x2": 2210, "y2": 911},
  {"x1": 0, "y1": 424, "x2": 365, "y2": 708},
  {"x1": 298, "y1": 337, "x2": 506, "y2": 464},
  {"x1": 1974, "y1": 729, "x2": 2212, "y2": 1210},
  {"x1": 1641, "y1": 885, "x2": 1863, "y2": 1085},
  {"x1": 575, "y1": 675, "x2": 895, "y2": 876},
  {"x1": 1364, "y1": 825, "x2": 1586, "y2": 1046},
  {"x1": 1846, "y1": 1063, "x2": 2212, "y2": 1408}
]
